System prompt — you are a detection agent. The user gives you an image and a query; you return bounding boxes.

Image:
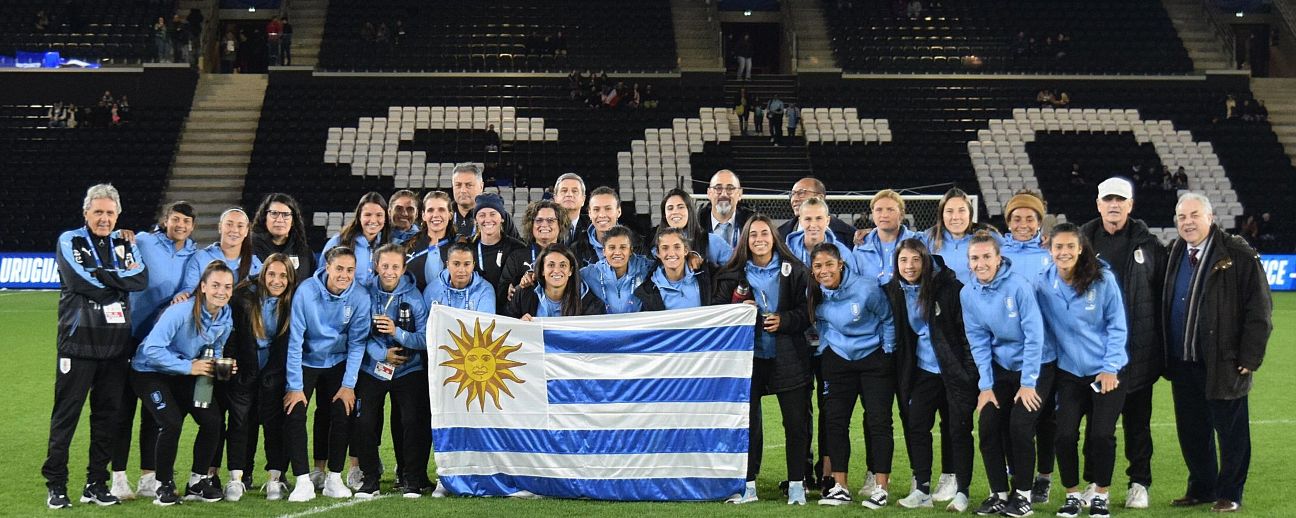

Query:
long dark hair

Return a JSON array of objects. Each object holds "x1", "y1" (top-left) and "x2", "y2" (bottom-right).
[
  {"x1": 191, "y1": 260, "x2": 235, "y2": 335},
  {"x1": 1049, "y1": 222, "x2": 1103, "y2": 295},
  {"x1": 340, "y1": 192, "x2": 388, "y2": 249},
  {"x1": 238, "y1": 252, "x2": 296, "y2": 341},
  {"x1": 658, "y1": 188, "x2": 706, "y2": 255},
  {"x1": 894, "y1": 238, "x2": 937, "y2": 319},
  {"x1": 220, "y1": 208, "x2": 255, "y2": 281},
  {"x1": 535, "y1": 243, "x2": 585, "y2": 316},
  {"x1": 251, "y1": 193, "x2": 310, "y2": 251},
  {"x1": 927, "y1": 187, "x2": 973, "y2": 253},
  {"x1": 805, "y1": 241, "x2": 846, "y2": 316},
  {"x1": 721, "y1": 214, "x2": 799, "y2": 274}
]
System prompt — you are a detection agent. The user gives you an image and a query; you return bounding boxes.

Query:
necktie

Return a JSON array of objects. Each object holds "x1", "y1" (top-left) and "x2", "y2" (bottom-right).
[
  {"x1": 1188, "y1": 247, "x2": 1199, "y2": 268},
  {"x1": 719, "y1": 222, "x2": 733, "y2": 247}
]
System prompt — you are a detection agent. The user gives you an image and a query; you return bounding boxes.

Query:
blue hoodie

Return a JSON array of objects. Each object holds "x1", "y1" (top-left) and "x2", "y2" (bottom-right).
[
  {"x1": 133, "y1": 299, "x2": 233, "y2": 375},
  {"x1": 580, "y1": 254, "x2": 652, "y2": 314},
  {"x1": 855, "y1": 226, "x2": 922, "y2": 285},
  {"x1": 286, "y1": 268, "x2": 371, "y2": 392},
  {"x1": 130, "y1": 231, "x2": 197, "y2": 339},
  {"x1": 1036, "y1": 264, "x2": 1129, "y2": 378},
  {"x1": 960, "y1": 257, "x2": 1048, "y2": 391},
  {"x1": 364, "y1": 274, "x2": 428, "y2": 380},
  {"x1": 422, "y1": 269, "x2": 496, "y2": 313},
  {"x1": 391, "y1": 225, "x2": 420, "y2": 245},
  {"x1": 815, "y1": 268, "x2": 896, "y2": 361},
  {"x1": 902, "y1": 282, "x2": 941, "y2": 374},
  {"x1": 582, "y1": 224, "x2": 606, "y2": 264},
  {"x1": 744, "y1": 255, "x2": 784, "y2": 359},
  {"x1": 252, "y1": 294, "x2": 281, "y2": 369},
  {"x1": 650, "y1": 265, "x2": 703, "y2": 310},
  {"x1": 1000, "y1": 231, "x2": 1053, "y2": 283},
  {"x1": 180, "y1": 242, "x2": 263, "y2": 295},
  {"x1": 703, "y1": 233, "x2": 735, "y2": 267},
  {"x1": 785, "y1": 229, "x2": 860, "y2": 274},
  {"x1": 922, "y1": 229, "x2": 974, "y2": 286},
  {"x1": 533, "y1": 283, "x2": 594, "y2": 318},
  {"x1": 320, "y1": 233, "x2": 380, "y2": 286}
]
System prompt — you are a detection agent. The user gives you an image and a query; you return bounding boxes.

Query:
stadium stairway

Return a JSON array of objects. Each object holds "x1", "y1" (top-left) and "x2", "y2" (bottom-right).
[
  {"x1": 1252, "y1": 77, "x2": 1296, "y2": 167},
  {"x1": 166, "y1": 74, "x2": 268, "y2": 244},
  {"x1": 786, "y1": 0, "x2": 837, "y2": 70},
  {"x1": 287, "y1": 0, "x2": 329, "y2": 67},
  {"x1": 727, "y1": 135, "x2": 813, "y2": 191},
  {"x1": 1162, "y1": 0, "x2": 1232, "y2": 71},
  {"x1": 671, "y1": 0, "x2": 722, "y2": 70}
]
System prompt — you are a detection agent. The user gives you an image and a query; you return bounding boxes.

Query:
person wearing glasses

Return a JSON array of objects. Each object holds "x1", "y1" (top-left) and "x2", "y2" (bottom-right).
[
  {"x1": 500, "y1": 200, "x2": 569, "y2": 307},
  {"x1": 777, "y1": 177, "x2": 856, "y2": 245},
  {"x1": 698, "y1": 170, "x2": 754, "y2": 250},
  {"x1": 251, "y1": 193, "x2": 315, "y2": 281}
]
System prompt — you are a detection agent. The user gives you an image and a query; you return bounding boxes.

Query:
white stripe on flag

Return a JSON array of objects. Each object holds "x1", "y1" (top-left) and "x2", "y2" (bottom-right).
[
  {"x1": 548, "y1": 402, "x2": 750, "y2": 430},
  {"x1": 435, "y1": 451, "x2": 747, "y2": 479},
  {"x1": 539, "y1": 304, "x2": 756, "y2": 330},
  {"x1": 546, "y1": 351, "x2": 753, "y2": 380}
]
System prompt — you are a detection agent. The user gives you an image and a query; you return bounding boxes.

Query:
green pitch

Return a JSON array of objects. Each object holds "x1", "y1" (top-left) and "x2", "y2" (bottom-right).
[{"x1": 0, "y1": 290, "x2": 1291, "y2": 517}]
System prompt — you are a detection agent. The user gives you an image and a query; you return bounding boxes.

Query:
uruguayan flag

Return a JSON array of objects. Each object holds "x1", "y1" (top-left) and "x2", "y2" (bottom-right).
[{"x1": 427, "y1": 304, "x2": 757, "y2": 501}]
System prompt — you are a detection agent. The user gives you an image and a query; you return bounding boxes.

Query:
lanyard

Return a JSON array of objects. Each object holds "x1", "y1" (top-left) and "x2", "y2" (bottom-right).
[{"x1": 78, "y1": 227, "x2": 120, "y2": 269}]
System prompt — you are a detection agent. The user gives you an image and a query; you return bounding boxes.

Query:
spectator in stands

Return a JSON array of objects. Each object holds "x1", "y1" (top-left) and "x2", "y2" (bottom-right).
[
  {"x1": 1255, "y1": 100, "x2": 1268, "y2": 122},
  {"x1": 1224, "y1": 95, "x2": 1237, "y2": 119},
  {"x1": 221, "y1": 29, "x2": 238, "y2": 73},
  {"x1": 601, "y1": 82, "x2": 620, "y2": 109},
  {"x1": 360, "y1": 22, "x2": 375, "y2": 43},
  {"x1": 701, "y1": 170, "x2": 754, "y2": 250},
  {"x1": 1161, "y1": 166, "x2": 1174, "y2": 191},
  {"x1": 907, "y1": 0, "x2": 923, "y2": 19},
  {"x1": 736, "y1": 88, "x2": 750, "y2": 135},
  {"x1": 567, "y1": 71, "x2": 581, "y2": 100},
  {"x1": 554, "y1": 30, "x2": 567, "y2": 56},
  {"x1": 187, "y1": 8, "x2": 204, "y2": 65},
  {"x1": 170, "y1": 14, "x2": 188, "y2": 63},
  {"x1": 35, "y1": 10, "x2": 50, "y2": 32},
  {"x1": 1011, "y1": 32, "x2": 1029, "y2": 56},
  {"x1": 484, "y1": 124, "x2": 500, "y2": 153},
  {"x1": 596, "y1": 70, "x2": 610, "y2": 89},
  {"x1": 627, "y1": 84, "x2": 642, "y2": 109},
  {"x1": 153, "y1": 17, "x2": 171, "y2": 63},
  {"x1": 1053, "y1": 91, "x2": 1070, "y2": 108},
  {"x1": 779, "y1": 177, "x2": 857, "y2": 244},
  {"x1": 375, "y1": 23, "x2": 390, "y2": 45},
  {"x1": 1054, "y1": 33, "x2": 1070, "y2": 59},
  {"x1": 393, "y1": 20, "x2": 405, "y2": 47},
  {"x1": 1069, "y1": 162, "x2": 1085, "y2": 187},
  {"x1": 753, "y1": 98, "x2": 765, "y2": 135},
  {"x1": 786, "y1": 103, "x2": 801, "y2": 137},
  {"x1": 1173, "y1": 167, "x2": 1189, "y2": 189},
  {"x1": 1036, "y1": 90, "x2": 1054, "y2": 108},
  {"x1": 584, "y1": 85, "x2": 601, "y2": 109},
  {"x1": 1258, "y1": 212, "x2": 1275, "y2": 242},
  {"x1": 768, "y1": 96, "x2": 786, "y2": 146},
  {"x1": 99, "y1": 91, "x2": 114, "y2": 108},
  {"x1": 281, "y1": 17, "x2": 293, "y2": 65},
  {"x1": 48, "y1": 103, "x2": 67, "y2": 128},
  {"x1": 266, "y1": 17, "x2": 284, "y2": 67},
  {"x1": 734, "y1": 33, "x2": 753, "y2": 81},
  {"x1": 1240, "y1": 216, "x2": 1259, "y2": 244},
  {"x1": 641, "y1": 84, "x2": 658, "y2": 109}
]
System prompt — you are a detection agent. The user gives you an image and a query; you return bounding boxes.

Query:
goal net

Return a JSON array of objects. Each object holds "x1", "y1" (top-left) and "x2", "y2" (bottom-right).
[{"x1": 684, "y1": 193, "x2": 980, "y2": 234}]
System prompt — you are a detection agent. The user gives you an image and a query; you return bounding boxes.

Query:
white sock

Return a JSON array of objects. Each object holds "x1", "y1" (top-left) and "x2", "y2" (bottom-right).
[
  {"x1": 745, "y1": 481, "x2": 756, "y2": 492},
  {"x1": 1016, "y1": 489, "x2": 1032, "y2": 500},
  {"x1": 1093, "y1": 493, "x2": 1108, "y2": 502},
  {"x1": 139, "y1": 472, "x2": 156, "y2": 483},
  {"x1": 268, "y1": 469, "x2": 282, "y2": 482},
  {"x1": 996, "y1": 491, "x2": 1008, "y2": 500},
  {"x1": 1067, "y1": 491, "x2": 1081, "y2": 498},
  {"x1": 189, "y1": 472, "x2": 205, "y2": 486},
  {"x1": 327, "y1": 472, "x2": 343, "y2": 482},
  {"x1": 230, "y1": 470, "x2": 243, "y2": 484},
  {"x1": 112, "y1": 471, "x2": 128, "y2": 481},
  {"x1": 789, "y1": 481, "x2": 804, "y2": 489},
  {"x1": 296, "y1": 474, "x2": 312, "y2": 486}
]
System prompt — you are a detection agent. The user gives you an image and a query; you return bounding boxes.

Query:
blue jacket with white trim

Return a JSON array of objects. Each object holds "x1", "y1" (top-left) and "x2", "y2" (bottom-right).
[
  {"x1": 960, "y1": 257, "x2": 1048, "y2": 391},
  {"x1": 1036, "y1": 264, "x2": 1129, "y2": 378},
  {"x1": 56, "y1": 227, "x2": 148, "y2": 359},
  {"x1": 286, "y1": 268, "x2": 371, "y2": 391},
  {"x1": 814, "y1": 267, "x2": 896, "y2": 361},
  {"x1": 364, "y1": 274, "x2": 428, "y2": 380},
  {"x1": 129, "y1": 231, "x2": 196, "y2": 340},
  {"x1": 132, "y1": 299, "x2": 233, "y2": 376}
]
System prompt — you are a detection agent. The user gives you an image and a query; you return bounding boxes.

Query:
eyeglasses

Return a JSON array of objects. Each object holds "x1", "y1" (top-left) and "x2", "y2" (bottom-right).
[
  {"x1": 791, "y1": 189, "x2": 824, "y2": 198},
  {"x1": 533, "y1": 217, "x2": 559, "y2": 225},
  {"x1": 267, "y1": 210, "x2": 294, "y2": 220},
  {"x1": 709, "y1": 185, "x2": 740, "y2": 194}
]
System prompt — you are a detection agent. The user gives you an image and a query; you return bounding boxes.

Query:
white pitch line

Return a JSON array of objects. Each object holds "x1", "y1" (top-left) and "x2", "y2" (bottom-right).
[{"x1": 276, "y1": 496, "x2": 386, "y2": 518}]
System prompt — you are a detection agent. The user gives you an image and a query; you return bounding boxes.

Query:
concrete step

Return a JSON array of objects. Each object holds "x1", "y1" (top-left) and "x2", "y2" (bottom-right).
[
  {"x1": 185, "y1": 120, "x2": 259, "y2": 131},
  {"x1": 187, "y1": 111, "x2": 260, "y2": 122},
  {"x1": 182, "y1": 133, "x2": 255, "y2": 144},
  {"x1": 168, "y1": 177, "x2": 246, "y2": 190},
  {"x1": 170, "y1": 165, "x2": 248, "y2": 177},
  {"x1": 178, "y1": 141, "x2": 254, "y2": 154},
  {"x1": 173, "y1": 154, "x2": 251, "y2": 166}
]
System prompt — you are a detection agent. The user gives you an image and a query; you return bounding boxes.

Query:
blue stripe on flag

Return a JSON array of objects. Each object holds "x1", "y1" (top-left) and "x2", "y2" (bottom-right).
[
  {"x1": 431, "y1": 427, "x2": 749, "y2": 455},
  {"x1": 440, "y1": 474, "x2": 746, "y2": 501},
  {"x1": 546, "y1": 377, "x2": 750, "y2": 404},
  {"x1": 542, "y1": 325, "x2": 754, "y2": 354}
]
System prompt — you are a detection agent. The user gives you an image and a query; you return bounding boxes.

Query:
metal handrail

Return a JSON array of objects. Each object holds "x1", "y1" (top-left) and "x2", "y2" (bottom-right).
[{"x1": 1202, "y1": 0, "x2": 1237, "y2": 69}]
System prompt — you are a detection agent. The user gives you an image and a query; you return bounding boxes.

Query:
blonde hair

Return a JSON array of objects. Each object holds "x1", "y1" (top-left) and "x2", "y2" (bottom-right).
[{"x1": 871, "y1": 189, "x2": 906, "y2": 214}]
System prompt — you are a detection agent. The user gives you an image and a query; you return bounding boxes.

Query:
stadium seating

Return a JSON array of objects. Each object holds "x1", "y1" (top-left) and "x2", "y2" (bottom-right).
[
  {"x1": 0, "y1": 0, "x2": 168, "y2": 65},
  {"x1": 317, "y1": 0, "x2": 677, "y2": 72},
  {"x1": 822, "y1": 0, "x2": 1193, "y2": 75}
]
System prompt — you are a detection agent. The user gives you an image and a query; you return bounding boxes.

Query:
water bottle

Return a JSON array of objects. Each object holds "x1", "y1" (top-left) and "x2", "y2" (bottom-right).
[
  {"x1": 395, "y1": 302, "x2": 414, "y2": 358},
  {"x1": 731, "y1": 283, "x2": 753, "y2": 304},
  {"x1": 193, "y1": 345, "x2": 215, "y2": 408}
]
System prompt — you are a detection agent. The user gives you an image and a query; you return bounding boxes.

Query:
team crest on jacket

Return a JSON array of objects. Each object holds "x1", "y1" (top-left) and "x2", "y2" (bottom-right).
[
  {"x1": 1005, "y1": 296, "x2": 1018, "y2": 318},
  {"x1": 850, "y1": 302, "x2": 862, "y2": 320},
  {"x1": 59, "y1": 357, "x2": 71, "y2": 374},
  {"x1": 1085, "y1": 289, "x2": 1097, "y2": 311},
  {"x1": 1134, "y1": 249, "x2": 1145, "y2": 264},
  {"x1": 343, "y1": 305, "x2": 353, "y2": 324},
  {"x1": 781, "y1": 261, "x2": 792, "y2": 277}
]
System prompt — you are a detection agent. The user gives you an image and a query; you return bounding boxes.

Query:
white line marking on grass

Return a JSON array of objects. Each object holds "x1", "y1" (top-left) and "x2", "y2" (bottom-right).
[
  {"x1": 276, "y1": 496, "x2": 386, "y2": 518},
  {"x1": 1151, "y1": 419, "x2": 1296, "y2": 427}
]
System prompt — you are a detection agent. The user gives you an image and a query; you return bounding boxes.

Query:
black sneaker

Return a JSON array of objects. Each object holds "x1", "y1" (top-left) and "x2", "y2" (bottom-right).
[
  {"x1": 1032, "y1": 477, "x2": 1052, "y2": 504},
  {"x1": 1056, "y1": 495, "x2": 1083, "y2": 517},
  {"x1": 1088, "y1": 495, "x2": 1110, "y2": 517},
  {"x1": 819, "y1": 474, "x2": 836, "y2": 498},
  {"x1": 975, "y1": 494, "x2": 1007, "y2": 516},
  {"x1": 154, "y1": 480, "x2": 180, "y2": 506},
  {"x1": 355, "y1": 476, "x2": 380, "y2": 499},
  {"x1": 79, "y1": 481, "x2": 120, "y2": 506},
  {"x1": 47, "y1": 485, "x2": 71, "y2": 509},
  {"x1": 778, "y1": 480, "x2": 790, "y2": 497},
  {"x1": 241, "y1": 472, "x2": 253, "y2": 489},
  {"x1": 818, "y1": 484, "x2": 852, "y2": 506},
  {"x1": 1004, "y1": 492, "x2": 1035, "y2": 517},
  {"x1": 184, "y1": 476, "x2": 224, "y2": 502}
]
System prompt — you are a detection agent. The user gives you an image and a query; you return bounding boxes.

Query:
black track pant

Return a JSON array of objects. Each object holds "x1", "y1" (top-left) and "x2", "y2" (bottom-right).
[
  {"x1": 286, "y1": 364, "x2": 351, "y2": 475},
  {"x1": 1169, "y1": 360, "x2": 1251, "y2": 504},
  {"x1": 1085, "y1": 383, "x2": 1154, "y2": 487},
  {"x1": 256, "y1": 374, "x2": 289, "y2": 472},
  {"x1": 132, "y1": 371, "x2": 223, "y2": 484},
  {"x1": 979, "y1": 362, "x2": 1055, "y2": 494},
  {"x1": 746, "y1": 358, "x2": 810, "y2": 482},
  {"x1": 1054, "y1": 370, "x2": 1125, "y2": 489},
  {"x1": 222, "y1": 381, "x2": 260, "y2": 474},
  {"x1": 822, "y1": 349, "x2": 895, "y2": 475},
  {"x1": 352, "y1": 371, "x2": 432, "y2": 488},
  {"x1": 1036, "y1": 377, "x2": 1058, "y2": 475},
  {"x1": 111, "y1": 368, "x2": 158, "y2": 472},
  {"x1": 901, "y1": 369, "x2": 977, "y2": 494},
  {"x1": 43, "y1": 356, "x2": 128, "y2": 488}
]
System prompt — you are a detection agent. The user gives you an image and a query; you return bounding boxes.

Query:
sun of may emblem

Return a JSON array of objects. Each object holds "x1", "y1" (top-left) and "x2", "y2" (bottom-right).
[{"x1": 439, "y1": 318, "x2": 527, "y2": 411}]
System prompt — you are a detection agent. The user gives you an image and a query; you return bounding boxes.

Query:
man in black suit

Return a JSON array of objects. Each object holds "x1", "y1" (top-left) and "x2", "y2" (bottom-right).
[
  {"x1": 697, "y1": 169, "x2": 754, "y2": 249},
  {"x1": 776, "y1": 177, "x2": 857, "y2": 244}
]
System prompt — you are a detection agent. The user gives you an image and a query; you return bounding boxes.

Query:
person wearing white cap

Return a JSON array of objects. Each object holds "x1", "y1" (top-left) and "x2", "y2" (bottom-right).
[{"x1": 1079, "y1": 177, "x2": 1166, "y2": 509}]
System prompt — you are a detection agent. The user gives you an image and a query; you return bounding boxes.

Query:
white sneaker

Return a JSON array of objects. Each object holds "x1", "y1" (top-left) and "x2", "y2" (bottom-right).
[
  {"x1": 431, "y1": 481, "x2": 449, "y2": 498},
  {"x1": 725, "y1": 483, "x2": 758, "y2": 504},
  {"x1": 946, "y1": 492, "x2": 970, "y2": 512},
  {"x1": 858, "y1": 471, "x2": 878, "y2": 497},
  {"x1": 289, "y1": 475, "x2": 316, "y2": 502},
  {"x1": 1080, "y1": 482, "x2": 1097, "y2": 508},
  {"x1": 224, "y1": 480, "x2": 245, "y2": 502},
  {"x1": 308, "y1": 469, "x2": 325, "y2": 490},
  {"x1": 110, "y1": 471, "x2": 135, "y2": 500},
  {"x1": 1125, "y1": 483, "x2": 1149, "y2": 509},
  {"x1": 346, "y1": 467, "x2": 364, "y2": 490},
  {"x1": 861, "y1": 486, "x2": 889, "y2": 509},
  {"x1": 264, "y1": 480, "x2": 287, "y2": 501},
  {"x1": 136, "y1": 473, "x2": 160, "y2": 499},
  {"x1": 932, "y1": 473, "x2": 958, "y2": 502},
  {"x1": 323, "y1": 472, "x2": 352, "y2": 498},
  {"x1": 899, "y1": 489, "x2": 933, "y2": 509}
]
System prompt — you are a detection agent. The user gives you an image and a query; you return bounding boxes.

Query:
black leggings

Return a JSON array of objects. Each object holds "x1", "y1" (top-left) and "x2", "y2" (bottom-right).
[
  {"x1": 221, "y1": 381, "x2": 262, "y2": 474},
  {"x1": 1054, "y1": 370, "x2": 1126, "y2": 489},
  {"x1": 256, "y1": 374, "x2": 289, "y2": 473},
  {"x1": 112, "y1": 368, "x2": 158, "y2": 472},
  {"x1": 746, "y1": 358, "x2": 810, "y2": 482},
  {"x1": 352, "y1": 371, "x2": 432, "y2": 488},
  {"x1": 822, "y1": 349, "x2": 895, "y2": 475},
  {"x1": 285, "y1": 364, "x2": 351, "y2": 476},
  {"x1": 979, "y1": 362, "x2": 1055, "y2": 493},
  {"x1": 132, "y1": 371, "x2": 223, "y2": 484},
  {"x1": 902, "y1": 369, "x2": 976, "y2": 494}
]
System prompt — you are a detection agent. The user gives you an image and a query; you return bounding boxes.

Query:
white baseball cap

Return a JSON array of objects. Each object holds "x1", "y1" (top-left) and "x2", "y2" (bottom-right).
[{"x1": 1097, "y1": 177, "x2": 1134, "y2": 200}]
